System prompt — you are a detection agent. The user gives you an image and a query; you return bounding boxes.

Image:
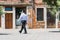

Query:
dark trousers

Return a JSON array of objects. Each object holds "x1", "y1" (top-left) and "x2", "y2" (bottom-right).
[{"x1": 20, "y1": 20, "x2": 27, "y2": 33}]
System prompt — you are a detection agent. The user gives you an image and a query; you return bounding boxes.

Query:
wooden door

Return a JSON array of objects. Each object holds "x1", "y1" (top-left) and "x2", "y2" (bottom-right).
[{"x1": 5, "y1": 13, "x2": 13, "y2": 29}]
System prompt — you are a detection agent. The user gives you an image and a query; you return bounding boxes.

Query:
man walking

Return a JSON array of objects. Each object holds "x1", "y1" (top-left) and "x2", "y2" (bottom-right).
[{"x1": 19, "y1": 10, "x2": 28, "y2": 34}]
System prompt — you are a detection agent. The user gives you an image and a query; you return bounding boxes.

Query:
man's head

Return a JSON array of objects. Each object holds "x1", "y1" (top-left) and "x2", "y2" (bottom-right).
[{"x1": 21, "y1": 10, "x2": 26, "y2": 14}]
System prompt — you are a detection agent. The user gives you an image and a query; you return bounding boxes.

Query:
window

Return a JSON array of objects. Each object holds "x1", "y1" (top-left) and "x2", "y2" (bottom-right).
[
  {"x1": 37, "y1": 8, "x2": 44, "y2": 21},
  {"x1": 2, "y1": 0, "x2": 7, "y2": 1},
  {"x1": 59, "y1": 13, "x2": 60, "y2": 21},
  {"x1": 58, "y1": 8, "x2": 60, "y2": 21},
  {"x1": 20, "y1": 0, "x2": 24, "y2": 2},
  {"x1": 29, "y1": 0, "x2": 33, "y2": 3},
  {"x1": 5, "y1": 7, "x2": 13, "y2": 11}
]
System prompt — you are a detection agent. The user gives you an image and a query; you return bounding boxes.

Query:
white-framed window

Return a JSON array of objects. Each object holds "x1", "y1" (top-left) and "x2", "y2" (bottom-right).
[
  {"x1": 36, "y1": 8, "x2": 44, "y2": 21},
  {"x1": 58, "y1": 8, "x2": 60, "y2": 21},
  {"x1": 59, "y1": 13, "x2": 60, "y2": 21}
]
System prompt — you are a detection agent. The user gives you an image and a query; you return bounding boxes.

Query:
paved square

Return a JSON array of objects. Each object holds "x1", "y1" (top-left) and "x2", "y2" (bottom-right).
[{"x1": 0, "y1": 29, "x2": 60, "y2": 40}]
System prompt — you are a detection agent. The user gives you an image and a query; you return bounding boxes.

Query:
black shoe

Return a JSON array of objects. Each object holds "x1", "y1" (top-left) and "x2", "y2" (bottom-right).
[
  {"x1": 24, "y1": 32, "x2": 27, "y2": 34},
  {"x1": 19, "y1": 31, "x2": 21, "y2": 33}
]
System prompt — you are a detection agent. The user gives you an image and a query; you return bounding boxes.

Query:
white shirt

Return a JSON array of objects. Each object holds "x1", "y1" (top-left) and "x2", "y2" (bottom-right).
[{"x1": 19, "y1": 12, "x2": 28, "y2": 21}]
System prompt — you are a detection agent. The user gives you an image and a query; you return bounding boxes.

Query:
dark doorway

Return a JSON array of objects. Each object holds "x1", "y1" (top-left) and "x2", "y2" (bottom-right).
[
  {"x1": 15, "y1": 7, "x2": 26, "y2": 19},
  {"x1": 47, "y1": 8, "x2": 56, "y2": 28},
  {"x1": 15, "y1": 7, "x2": 26, "y2": 28}
]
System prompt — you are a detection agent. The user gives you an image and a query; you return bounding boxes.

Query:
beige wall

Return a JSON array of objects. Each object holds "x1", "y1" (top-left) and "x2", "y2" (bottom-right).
[{"x1": 27, "y1": 0, "x2": 45, "y2": 29}]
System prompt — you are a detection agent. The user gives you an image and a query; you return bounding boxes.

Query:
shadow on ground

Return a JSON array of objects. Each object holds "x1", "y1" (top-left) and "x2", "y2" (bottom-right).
[
  {"x1": 49, "y1": 31, "x2": 60, "y2": 32},
  {"x1": 0, "y1": 33, "x2": 11, "y2": 35}
]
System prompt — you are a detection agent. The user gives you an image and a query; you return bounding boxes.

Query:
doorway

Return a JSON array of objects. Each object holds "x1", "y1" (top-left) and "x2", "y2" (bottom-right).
[
  {"x1": 15, "y1": 7, "x2": 26, "y2": 29},
  {"x1": 47, "y1": 8, "x2": 56, "y2": 28}
]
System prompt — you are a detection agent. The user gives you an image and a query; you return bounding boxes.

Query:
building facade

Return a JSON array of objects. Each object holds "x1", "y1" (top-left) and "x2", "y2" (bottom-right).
[
  {"x1": 0, "y1": 0, "x2": 60, "y2": 30},
  {"x1": 0, "y1": 0, "x2": 32, "y2": 29}
]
